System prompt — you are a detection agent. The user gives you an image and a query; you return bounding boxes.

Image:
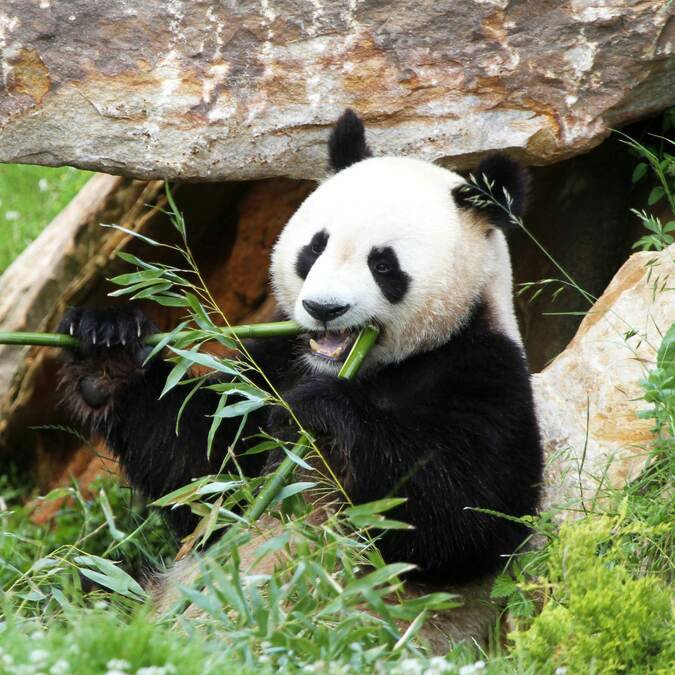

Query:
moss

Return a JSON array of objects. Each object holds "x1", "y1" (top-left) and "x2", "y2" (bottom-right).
[{"x1": 511, "y1": 516, "x2": 673, "y2": 674}]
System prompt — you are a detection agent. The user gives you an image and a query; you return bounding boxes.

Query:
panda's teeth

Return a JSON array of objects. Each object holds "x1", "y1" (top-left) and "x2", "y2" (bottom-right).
[{"x1": 309, "y1": 331, "x2": 353, "y2": 360}]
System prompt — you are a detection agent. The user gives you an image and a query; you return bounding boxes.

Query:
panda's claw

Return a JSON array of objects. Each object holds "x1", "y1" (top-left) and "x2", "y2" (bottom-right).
[{"x1": 57, "y1": 306, "x2": 157, "y2": 362}]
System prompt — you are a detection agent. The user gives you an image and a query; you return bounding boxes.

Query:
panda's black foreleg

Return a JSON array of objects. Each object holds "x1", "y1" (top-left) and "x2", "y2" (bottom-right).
[
  {"x1": 278, "y1": 374, "x2": 527, "y2": 583},
  {"x1": 57, "y1": 307, "x2": 278, "y2": 538}
]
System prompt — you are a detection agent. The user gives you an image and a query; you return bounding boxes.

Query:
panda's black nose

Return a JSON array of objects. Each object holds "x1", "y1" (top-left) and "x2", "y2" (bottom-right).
[{"x1": 302, "y1": 300, "x2": 350, "y2": 322}]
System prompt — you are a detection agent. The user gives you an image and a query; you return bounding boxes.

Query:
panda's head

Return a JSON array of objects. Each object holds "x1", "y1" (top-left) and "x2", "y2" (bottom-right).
[{"x1": 270, "y1": 109, "x2": 529, "y2": 373}]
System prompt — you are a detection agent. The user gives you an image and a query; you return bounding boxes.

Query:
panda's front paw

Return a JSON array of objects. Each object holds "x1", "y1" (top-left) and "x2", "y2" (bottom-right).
[
  {"x1": 58, "y1": 306, "x2": 156, "y2": 361},
  {"x1": 277, "y1": 377, "x2": 362, "y2": 449}
]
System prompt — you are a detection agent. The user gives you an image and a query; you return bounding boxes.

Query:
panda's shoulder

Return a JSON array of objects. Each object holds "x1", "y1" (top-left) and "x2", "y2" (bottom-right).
[
  {"x1": 442, "y1": 308, "x2": 531, "y2": 388},
  {"x1": 376, "y1": 305, "x2": 531, "y2": 408}
]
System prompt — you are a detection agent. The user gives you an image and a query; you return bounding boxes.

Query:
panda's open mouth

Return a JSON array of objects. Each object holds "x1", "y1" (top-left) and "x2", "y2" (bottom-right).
[{"x1": 308, "y1": 329, "x2": 358, "y2": 362}]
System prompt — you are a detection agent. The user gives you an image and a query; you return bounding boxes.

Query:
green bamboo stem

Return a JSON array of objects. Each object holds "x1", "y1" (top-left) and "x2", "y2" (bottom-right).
[
  {"x1": 241, "y1": 324, "x2": 380, "y2": 525},
  {"x1": 0, "y1": 320, "x2": 303, "y2": 350}
]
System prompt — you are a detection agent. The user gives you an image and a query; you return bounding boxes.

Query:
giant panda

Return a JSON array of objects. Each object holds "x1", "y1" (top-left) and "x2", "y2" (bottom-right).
[{"x1": 58, "y1": 109, "x2": 543, "y2": 587}]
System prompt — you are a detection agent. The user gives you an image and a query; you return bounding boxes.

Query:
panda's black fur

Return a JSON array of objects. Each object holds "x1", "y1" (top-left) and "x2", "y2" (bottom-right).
[{"x1": 58, "y1": 111, "x2": 543, "y2": 585}]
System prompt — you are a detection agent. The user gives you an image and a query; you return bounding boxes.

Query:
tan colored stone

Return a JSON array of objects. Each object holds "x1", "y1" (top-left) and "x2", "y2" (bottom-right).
[
  {"x1": 0, "y1": 1, "x2": 672, "y2": 180},
  {"x1": 534, "y1": 244, "x2": 675, "y2": 513}
]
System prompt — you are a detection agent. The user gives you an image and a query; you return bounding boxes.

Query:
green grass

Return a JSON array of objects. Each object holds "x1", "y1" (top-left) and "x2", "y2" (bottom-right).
[{"x1": 0, "y1": 164, "x2": 92, "y2": 274}]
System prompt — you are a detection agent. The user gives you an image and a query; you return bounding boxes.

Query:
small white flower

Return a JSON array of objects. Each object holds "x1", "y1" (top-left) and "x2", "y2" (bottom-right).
[
  {"x1": 31, "y1": 630, "x2": 45, "y2": 640},
  {"x1": 4, "y1": 210, "x2": 20, "y2": 221},
  {"x1": 38, "y1": 178, "x2": 49, "y2": 192},
  {"x1": 398, "y1": 658, "x2": 423, "y2": 675},
  {"x1": 13, "y1": 666, "x2": 36, "y2": 675},
  {"x1": 2, "y1": 653, "x2": 14, "y2": 666},
  {"x1": 94, "y1": 600, "x2": 109, "y2": 610},
  {"x1": 458, "y1": 662, "x2": 486, "y2": 675},
  {"x1": 50, "y1": 660, "x2": 70, "y2": 675},
  {"x1": 107, "y1": 671, "x2": 129, "y2": 675},
  {"x1": 555, "y1": 669, "x2": 568, "y2": 675},
  {"x1": 425, "y1": 656, "x2": 456, "y2": 674},
  {"x1": 30, "y1": 649, "x2": 50, "y2": 664},
  {"x1": 107, "y1": 660, "x2": 131, "y2": 672}
]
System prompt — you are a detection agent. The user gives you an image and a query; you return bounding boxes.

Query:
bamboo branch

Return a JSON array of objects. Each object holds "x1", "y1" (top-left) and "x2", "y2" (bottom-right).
[{"x1": 0, "y1": 320, "x2": 303, "y2": 349}]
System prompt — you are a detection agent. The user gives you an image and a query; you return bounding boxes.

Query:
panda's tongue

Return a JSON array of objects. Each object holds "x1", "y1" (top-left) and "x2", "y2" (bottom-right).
[{"x1": 309, "y1": 330, "x2": 354, "y2": 360}]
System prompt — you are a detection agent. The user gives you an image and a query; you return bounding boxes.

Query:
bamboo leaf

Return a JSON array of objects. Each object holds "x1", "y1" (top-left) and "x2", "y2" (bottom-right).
[
  {"x1": 175, "y1": 378, "x2": 205, "y2": 435},
  {"x1": 345, "y1": 498, "x2": 407, "y2": 517},
  {"x1": 168, "y1": 346, "x2": 240, "y2": 376},
  {"x1": 240, "y1": 440, "x2": 281, "y2": 456},
  {"x1": 152, "y1": 293, "x2": 190, "y2": 308},
  {"x1": 631, "y1": 162, "x2": 647, "y2": 183},
  {"x1": 196, "y1": 480, "x2": 244, "y2": 496},
  {"x1": 74, "y1": 555, "x2": 147, "y2": 601},
  {"x1": 144, "y1": 320, "x2": 189, "y2": 365},
  {"x1": 393, "y1": 611, "x2": 426, "y2": 651},
  {"x1": 205, "y1": 382, "x2": 267, "y2": 401},
  {"x1": 212, "y1": 399, "x2": 266, "y2": 418},
  {"x1": 160, "y1": 360, "x2": 192, "y2": 399},
  {"x1": 282, "y1": 446, "x2": 314, "y2": 471},
  {"x1": 109, "y1": 269, "x2": 166, "y2": 286},
  {"x1": 101, "y1": 223, "x2": 163, "y2": 247},
  {"x1": 115, "y1": 251, "x2": 160, "y2": 270},
  {"x1": 152, "y1": 479, "x2": 208, "y2": 507},
  {"x1": 648, "y1": 186, "x2": 665, "y2": 206},
  {"x1": 207, "y1": 394, "x2": 228, "y2": 461},
  {"x1": 108, "y1": 278, "x2": 169, "y2": 297},
  {"x1": 165, "y1": 182, "x2": 186, "y2": 238},
  {"x1": 185, "y1": 293, "x2": 216, "y2": 331},
  {"x1": 273, "y1": 481, "x2": 317, "y2": 503},
  {"x1": 132, "y1": 282, "x2": 173, "y2": 299}
]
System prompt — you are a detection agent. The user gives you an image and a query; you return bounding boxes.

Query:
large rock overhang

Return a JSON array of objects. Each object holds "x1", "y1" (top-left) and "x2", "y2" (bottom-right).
[{"x1": 0, "y1": 0, "x2": 673, "y2": 181}]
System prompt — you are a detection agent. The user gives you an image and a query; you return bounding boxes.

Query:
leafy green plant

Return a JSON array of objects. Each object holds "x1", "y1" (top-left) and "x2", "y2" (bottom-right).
[
  {"x1": 622, "y1": 112, "x2": 675, "y2": 252},
  {"x1": 0, "y1": 472, "x2": 174, "y2": 600},
  {"x1": 511, "y1": 515, "x2": 673, "y2": 675}
]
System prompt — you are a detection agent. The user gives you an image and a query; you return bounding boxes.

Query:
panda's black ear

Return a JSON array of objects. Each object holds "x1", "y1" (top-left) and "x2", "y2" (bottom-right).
[
  {"x1": 452, "y1": 154, "x2": 530, "y2": 230},
  {"x1": 328, "y1": 109, "x2": 372, "y2": 172}
]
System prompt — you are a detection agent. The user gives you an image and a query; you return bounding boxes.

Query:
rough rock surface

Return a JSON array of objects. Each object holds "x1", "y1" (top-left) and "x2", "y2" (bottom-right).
[
  {"x1": 0, "y1": 1, "x2": 673, "y2": 180},
  {"x1": 534, "y1": 244, "x2": 675, "y2": 514}
]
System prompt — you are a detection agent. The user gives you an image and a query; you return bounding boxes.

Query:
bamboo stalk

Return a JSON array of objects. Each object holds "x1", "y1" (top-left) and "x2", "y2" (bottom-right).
[
  {"x1": 242, "y1": 324, "x2": 380, "y2": 525},
  {"x1": 0, "y1": 320, "x2": 303, "y2": 350}
]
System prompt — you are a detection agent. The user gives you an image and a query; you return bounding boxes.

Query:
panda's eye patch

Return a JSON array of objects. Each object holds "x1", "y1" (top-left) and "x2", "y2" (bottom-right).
[
  {"x1": 295, "y1": 230, "x2": 329, "y2": 280},
  {"x1": 368, "y1": 246, "x2": 410, "y2": 304}
]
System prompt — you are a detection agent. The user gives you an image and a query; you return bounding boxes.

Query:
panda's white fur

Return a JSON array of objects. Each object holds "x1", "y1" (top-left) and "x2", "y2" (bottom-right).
[{"x1": 271, "y1": 156, "x2": 521, "y2": 373}]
